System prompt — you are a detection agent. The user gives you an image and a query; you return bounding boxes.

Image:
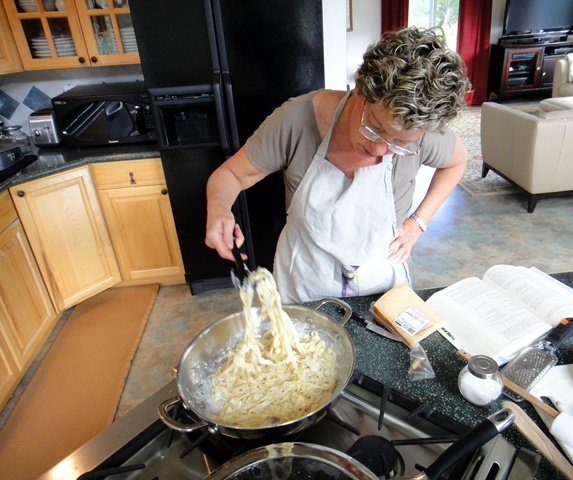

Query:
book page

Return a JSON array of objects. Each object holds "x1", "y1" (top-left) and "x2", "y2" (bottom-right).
[
  {"x1": 483, "y1": 265, "x2": 573, "y2": 327},
  {"x1": 427, "y1": 277, "x2": 552, "y2": 364}
]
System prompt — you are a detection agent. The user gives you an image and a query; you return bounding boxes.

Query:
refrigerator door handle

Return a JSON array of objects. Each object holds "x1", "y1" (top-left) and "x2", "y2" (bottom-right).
[
  {"x1": 211, "y1": 0, "x2": 241, "y2": 153},
  {"x1": 213, "y1": 72, "x2": 231, "y2": 157}
]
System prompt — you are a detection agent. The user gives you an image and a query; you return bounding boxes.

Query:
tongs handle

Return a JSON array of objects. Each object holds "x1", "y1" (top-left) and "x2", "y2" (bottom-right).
[{"x1": 231, "y1": 238, "x2": 249, "y2": 284}]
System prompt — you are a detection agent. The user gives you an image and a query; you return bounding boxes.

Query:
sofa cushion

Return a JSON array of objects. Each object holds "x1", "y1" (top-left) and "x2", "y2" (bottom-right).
[{"x1": 540, "y1": 97, "x2": 573, "y2": 112}]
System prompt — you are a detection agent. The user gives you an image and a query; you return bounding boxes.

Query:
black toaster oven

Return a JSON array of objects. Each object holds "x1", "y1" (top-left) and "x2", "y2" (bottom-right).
[{"x1": 51, "y1": 82, "x2": 156, "y2": 147}]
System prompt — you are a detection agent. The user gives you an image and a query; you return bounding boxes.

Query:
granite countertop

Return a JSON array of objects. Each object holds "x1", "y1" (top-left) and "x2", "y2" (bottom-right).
[
  {"x1": 0, "y1": 143, "x2": 161, "y2": 193},
  {"x1": 336, "y1": 271, "x2": 573, "y2": 480}
]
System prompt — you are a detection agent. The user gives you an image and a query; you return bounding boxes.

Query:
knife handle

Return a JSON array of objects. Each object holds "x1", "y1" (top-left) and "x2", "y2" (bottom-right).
[{"x1": 544, "y1": 318, "x2": 573, "y2": 349}]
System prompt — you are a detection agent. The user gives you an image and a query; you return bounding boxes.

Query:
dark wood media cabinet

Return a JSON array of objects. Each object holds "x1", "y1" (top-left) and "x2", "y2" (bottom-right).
[{"x1": 488, "y1": 41, "x2": 573, "y2": 101}]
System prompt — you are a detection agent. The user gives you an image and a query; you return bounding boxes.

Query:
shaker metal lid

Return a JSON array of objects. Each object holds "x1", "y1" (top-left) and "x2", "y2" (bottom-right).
[{"x1": 468, "y1": 355, "x2": 499, "y2": 379}]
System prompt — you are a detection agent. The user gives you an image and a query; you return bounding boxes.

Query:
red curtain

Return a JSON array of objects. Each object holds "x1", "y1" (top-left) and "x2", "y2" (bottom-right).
[
  {"x1": 381, "y1": 0, "x2": 409, "y2": 34},
  {"x1": 456, "y1": 0, "x2": 493, "y2": 105}
]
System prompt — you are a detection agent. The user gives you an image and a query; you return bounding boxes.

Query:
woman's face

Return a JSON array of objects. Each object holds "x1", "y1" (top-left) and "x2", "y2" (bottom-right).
[{"x1": 351, "y1": 94, "x2": 425, "y2": 159}]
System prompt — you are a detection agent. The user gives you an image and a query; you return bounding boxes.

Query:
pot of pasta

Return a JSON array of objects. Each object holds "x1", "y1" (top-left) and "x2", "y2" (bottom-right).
[{"x1": 158, "y1": 267, "x2": 356, "y2": 440}]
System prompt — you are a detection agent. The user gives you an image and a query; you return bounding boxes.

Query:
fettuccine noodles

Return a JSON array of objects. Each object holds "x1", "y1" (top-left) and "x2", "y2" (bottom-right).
[{"x1": 211, "y1": 267, "x2": 337, "y2": 427}]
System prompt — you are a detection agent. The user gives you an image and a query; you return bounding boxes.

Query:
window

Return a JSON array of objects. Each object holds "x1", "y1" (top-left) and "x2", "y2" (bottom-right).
[{"x1": 408, "y1": 0, "x2": 460, "y2": 50}]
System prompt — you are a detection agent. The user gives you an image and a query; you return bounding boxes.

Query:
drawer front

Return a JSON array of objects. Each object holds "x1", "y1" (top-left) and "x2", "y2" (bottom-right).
[
  {"x1": 91, "y1": 158, "x2": 165, "y2": 189},
  {"x1": 0, "y1": 190, "x2": 18, "y2": 233}
]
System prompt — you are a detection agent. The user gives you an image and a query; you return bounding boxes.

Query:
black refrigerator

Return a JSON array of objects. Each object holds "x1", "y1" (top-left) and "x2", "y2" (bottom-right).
[{"x1": 130, "y1": 0, "x2": 326, "y2": 294}]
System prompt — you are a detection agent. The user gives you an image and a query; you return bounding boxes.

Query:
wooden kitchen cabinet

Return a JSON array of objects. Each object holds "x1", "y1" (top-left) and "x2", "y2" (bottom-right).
[
  {"x1": 9, "y1": 166, "x2": 121, "y2": 311},
  {"x1": 0, "y1": 190, "x2": 57, "y2": 409},
  {"x1": 0, "y1": 1, "x2": 23, "y2": 73},
  {"x1": 91, "y1": 159, "x2": 185, "y2": 285},
  {"x1": 2, "y1": 0, "x2": 139, "y2": 70}
]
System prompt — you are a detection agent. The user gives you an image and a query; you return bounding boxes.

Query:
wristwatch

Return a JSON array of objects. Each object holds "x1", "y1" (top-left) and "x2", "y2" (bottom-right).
[{"x1": 409, "y1": 213, "x2": 427, "y2": 232}]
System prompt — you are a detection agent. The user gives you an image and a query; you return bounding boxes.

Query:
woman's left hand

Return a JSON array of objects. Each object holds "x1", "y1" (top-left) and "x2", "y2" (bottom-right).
[{"x1": 387, "y1": 217, "x2": 423, "y2": 264}]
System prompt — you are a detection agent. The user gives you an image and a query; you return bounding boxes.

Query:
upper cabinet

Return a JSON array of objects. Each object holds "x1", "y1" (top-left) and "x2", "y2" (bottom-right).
[
  {"x1": 0, "y1": 1, "x2": 23, "y2": 73},
  {"x1": 1, "y1": 0, "x2": 139, "y2": 70}
]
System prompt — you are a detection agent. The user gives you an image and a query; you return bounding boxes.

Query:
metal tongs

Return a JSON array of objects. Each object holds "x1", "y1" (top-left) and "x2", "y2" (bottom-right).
[{"x1": 230, "y1": 238, "x2": 249, "y2": 288}]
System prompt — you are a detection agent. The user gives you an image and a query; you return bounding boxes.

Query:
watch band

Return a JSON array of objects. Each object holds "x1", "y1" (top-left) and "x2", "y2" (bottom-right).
[{"x1": 409, "y1": 213, "x2": 427, "y2": 232}]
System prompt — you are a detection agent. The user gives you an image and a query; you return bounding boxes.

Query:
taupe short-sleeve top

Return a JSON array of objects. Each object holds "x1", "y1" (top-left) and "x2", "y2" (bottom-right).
[{"x1": 245, "y1": 90, "x2": 457, "y2": 224}]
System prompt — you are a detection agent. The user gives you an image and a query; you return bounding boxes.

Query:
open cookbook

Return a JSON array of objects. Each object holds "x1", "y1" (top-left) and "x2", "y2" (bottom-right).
[{"x1": 426, "y1": 265, "x2": 573, "y2": 364}]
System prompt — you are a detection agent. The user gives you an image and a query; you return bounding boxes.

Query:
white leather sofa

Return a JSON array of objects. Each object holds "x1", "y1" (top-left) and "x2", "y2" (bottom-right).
[
  {"x1": 552, "y1": 55, "x2": 573, "y2": 98},
  {"x1": 480, "y1": 102, "x2": 573, "y2": 212}
]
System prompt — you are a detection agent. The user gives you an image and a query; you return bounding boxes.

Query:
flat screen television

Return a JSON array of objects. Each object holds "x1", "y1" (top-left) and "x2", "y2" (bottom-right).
[{"x1": 503, "y1": 0, "x2": 573, "y2": 37}]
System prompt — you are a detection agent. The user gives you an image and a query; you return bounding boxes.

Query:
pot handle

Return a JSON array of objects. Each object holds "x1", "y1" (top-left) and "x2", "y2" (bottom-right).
[
  {"x1": 158, "y1": 396, "x2": 210, "y2": 433},
  {"x1": 311, "y1": 298, "x2": 352, "y2": 326},
  {"x1": 422, "y1": 408, "x2": 515, "y2": 480}
]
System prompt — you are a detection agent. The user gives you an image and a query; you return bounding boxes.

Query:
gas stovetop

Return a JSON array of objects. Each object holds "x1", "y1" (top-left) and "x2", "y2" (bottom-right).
[{"x1": 38, "y1": 373, "x2": 540, "y2": 480}]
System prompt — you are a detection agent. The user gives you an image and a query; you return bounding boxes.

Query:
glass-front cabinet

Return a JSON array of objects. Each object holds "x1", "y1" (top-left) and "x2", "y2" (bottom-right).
[
  {"x1": 0, "y1": 1, "x2": 23, "y2": 73},
  {"x1": 2, "y1": 0, "x2": 139, "y2": 69}
]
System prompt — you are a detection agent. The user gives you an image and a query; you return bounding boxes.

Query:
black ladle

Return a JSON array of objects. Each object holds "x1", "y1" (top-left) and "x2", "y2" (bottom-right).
[{"x1": 231, "y1": 239, "x2": 249, "y2": 287}]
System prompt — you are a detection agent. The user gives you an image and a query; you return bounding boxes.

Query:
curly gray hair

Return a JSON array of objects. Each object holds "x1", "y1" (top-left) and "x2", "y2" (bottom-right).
[{"x1": 355, "y1": 27, "x2": 472, "y2": 132}]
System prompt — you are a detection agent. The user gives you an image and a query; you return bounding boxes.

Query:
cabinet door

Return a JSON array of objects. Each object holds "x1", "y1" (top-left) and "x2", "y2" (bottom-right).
[
  {"x1": 0, "y1": 1, "x2": 23, "y2": 73},
  {"x1": 0, "y1": 220, "x2": 57, "y2": 370},
  {"x1": 98, "y1": 184, "x2": 184, "y2": 281},
  {"x1": 0, "y1": 315, "x2": 20, "y2": 410},
  {"x1": 540, "y1": 56, "x2": 562, "y2": 88},
  {"x1": 10, "y1": 166, "x2": 121, "y2": 310},
  {"x1": 73, "y1": 0, "x2": 139, "y2": 66},
  {"x1": 502, "y1": 47, "x2": 543, "y2": 92},
  {"x1": 2, "y1": 0, "x2": 91, "y2": 70}
]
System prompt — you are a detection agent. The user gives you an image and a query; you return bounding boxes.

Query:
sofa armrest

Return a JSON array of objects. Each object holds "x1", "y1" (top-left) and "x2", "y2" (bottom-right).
[
  {"x1": 480, "y1": 102, "x2": 573, "y2": 193},
  {"x1": 552, "y1": 58, "x2": 569, "y2": 98}
]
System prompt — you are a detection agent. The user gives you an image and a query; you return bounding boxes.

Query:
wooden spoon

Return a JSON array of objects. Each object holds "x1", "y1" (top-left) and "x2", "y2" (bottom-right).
[{"x1": 502, "y1": 401, "x2": 573, "y2": 480}]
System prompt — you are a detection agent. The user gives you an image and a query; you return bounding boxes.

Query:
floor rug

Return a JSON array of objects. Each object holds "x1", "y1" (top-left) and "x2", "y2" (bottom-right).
[
  {"x1": 0, "y1": 285, "x2": 158, "y2": 480},
  {"x1": 450, "y1": 104, "x2": 540, "y2": 197}
]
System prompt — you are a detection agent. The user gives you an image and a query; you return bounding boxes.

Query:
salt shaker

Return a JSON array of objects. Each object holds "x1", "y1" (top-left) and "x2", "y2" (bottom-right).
[{"x1": 458, "y1": 355, "x2": 503, "y2": 406}]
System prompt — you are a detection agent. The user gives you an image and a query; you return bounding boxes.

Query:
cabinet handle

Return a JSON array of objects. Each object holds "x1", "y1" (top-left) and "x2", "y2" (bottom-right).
[
  {"x1": 129, "y1": 172, "x2": 136, "y2": 185},
  {"x1": 16, "y1": 190, "x2": 25, "y2": 197},
  {"x1": 161, "y1": 189, "x2": 168, "y2": 195},
  {"x1": 78, "y1": 57, "x2": 86, "y2": 64},
  {"x1": 91, "y1": 56, "x2": 98, "y2": 63}
]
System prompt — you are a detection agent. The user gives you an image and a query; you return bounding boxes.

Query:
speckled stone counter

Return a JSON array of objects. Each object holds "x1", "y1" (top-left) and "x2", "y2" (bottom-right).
[
  {"x1": 333, "y1": 271, "x2": 573, "y2": 480},
  {"x1": 0, "y1": 143, "x2": 161, "y2": 193}
]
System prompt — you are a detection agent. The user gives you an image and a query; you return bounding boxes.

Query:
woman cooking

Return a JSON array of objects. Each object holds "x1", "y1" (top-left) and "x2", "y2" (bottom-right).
[{"x1": 205, "y1": 26, "x2": 472, "y2": 304}]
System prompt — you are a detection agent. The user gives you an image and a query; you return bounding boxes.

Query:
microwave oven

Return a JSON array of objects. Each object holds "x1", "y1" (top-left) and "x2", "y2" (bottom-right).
[{"x1": 51, "y1": 82, "x2": 156, "y2": 147}]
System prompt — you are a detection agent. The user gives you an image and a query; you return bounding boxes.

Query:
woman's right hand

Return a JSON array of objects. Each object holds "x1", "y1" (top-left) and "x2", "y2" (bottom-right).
[{"x1": 205, "y1": 208, "x2": 245, "y2": 262}]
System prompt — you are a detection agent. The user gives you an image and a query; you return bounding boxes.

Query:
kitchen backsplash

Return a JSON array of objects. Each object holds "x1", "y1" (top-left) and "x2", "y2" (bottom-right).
[{"x1": 0, "y1": 65, "x2": 143, "y2": 135}]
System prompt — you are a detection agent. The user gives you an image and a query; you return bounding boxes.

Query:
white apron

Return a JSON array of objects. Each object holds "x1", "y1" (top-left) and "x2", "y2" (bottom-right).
[{"x1": 274, "y1": 92, "x2": 411, "y2": 304}]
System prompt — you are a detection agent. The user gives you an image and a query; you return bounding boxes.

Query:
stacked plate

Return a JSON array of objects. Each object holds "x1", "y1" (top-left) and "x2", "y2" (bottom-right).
[
  {"x1": 119, "y1": 25, "x2": 138, "y2": 53},
  {"x1": 18, "y1": 0, "x2": 38, "y2": 12},
  {"x1": 30, "y1": 35, "x2": 51, "y2": 58},
  {"x1": 53, "y1": 34, "x2": 76, "y2": 57}
]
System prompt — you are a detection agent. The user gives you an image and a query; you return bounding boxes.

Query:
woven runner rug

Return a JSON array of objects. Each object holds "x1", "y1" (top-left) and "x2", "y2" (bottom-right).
[
  {"x1": 0, "y1": 285, "x2": 158, "y2": 480},
  {"x1": 451, "y1": 103, "x2": 540, "y2": 197}
]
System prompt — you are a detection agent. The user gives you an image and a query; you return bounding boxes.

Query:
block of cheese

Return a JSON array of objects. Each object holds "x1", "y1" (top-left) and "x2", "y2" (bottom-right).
[{"x1": 372, "y1": 284, "x2": 444, "y2": 346}]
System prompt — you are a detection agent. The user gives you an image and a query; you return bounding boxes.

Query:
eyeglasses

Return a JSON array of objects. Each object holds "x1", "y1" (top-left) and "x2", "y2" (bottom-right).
[{"x1": 359, "y1": 101, "x2": 425, "y2": 156}]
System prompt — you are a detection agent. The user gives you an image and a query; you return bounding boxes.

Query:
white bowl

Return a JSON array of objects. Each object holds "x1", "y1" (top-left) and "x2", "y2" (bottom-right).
[{"x1": 18, "y1": 0, "x2": 38, "y2": 12}]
